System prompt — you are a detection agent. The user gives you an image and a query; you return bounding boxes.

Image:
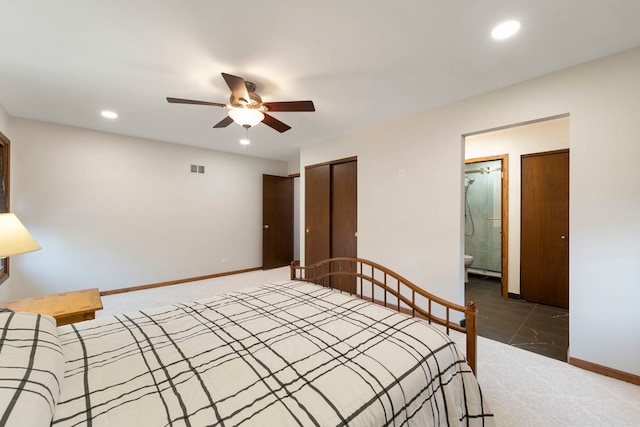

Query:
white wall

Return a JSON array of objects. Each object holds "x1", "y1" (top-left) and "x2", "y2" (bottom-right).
[
  {"x1": 9, "y1": 118, "x2": 287, "y2": 299},
  {"x1": 0, "y1": 104, "x2": 9, "y2": 135},
  {"x1": 301, "y1": 113, "x2": 464, "y2": 306},
  {"x1": 465, "y1": 117, "x2": 570, "y2": 294},
  {"x1": 301, "y1": 47, "x2": 640, "y2": 376},
  {"x1": 287, "y1": 157, "x2": 300, "y2": 176}
]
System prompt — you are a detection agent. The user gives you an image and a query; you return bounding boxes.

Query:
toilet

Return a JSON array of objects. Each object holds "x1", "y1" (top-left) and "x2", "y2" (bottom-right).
[{"x1": 464, "y1": 255, "x2": 474, "y2": 283}]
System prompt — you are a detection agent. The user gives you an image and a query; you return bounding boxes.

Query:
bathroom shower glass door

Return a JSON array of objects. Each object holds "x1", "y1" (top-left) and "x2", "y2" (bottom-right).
[{"x1": 465, "y1": 159, "x2": 502, "y2": 276}]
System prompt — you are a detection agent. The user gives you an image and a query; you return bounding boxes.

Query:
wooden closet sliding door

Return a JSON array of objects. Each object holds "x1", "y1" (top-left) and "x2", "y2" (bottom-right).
[
  {"x1": 305, "y1": 164, "x2": 331, "y2": 266},
  {"x1": 331, "y1": 161, "x2": 357, "y2": 260},
  {"x1": 305, "y1": 158, "x2": 357, "y2": 291}
]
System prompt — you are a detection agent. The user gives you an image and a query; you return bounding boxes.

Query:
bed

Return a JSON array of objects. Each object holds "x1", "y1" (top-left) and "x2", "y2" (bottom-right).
[{"x1": 0, "y1": 257, "x2": 494, "y2": 426}]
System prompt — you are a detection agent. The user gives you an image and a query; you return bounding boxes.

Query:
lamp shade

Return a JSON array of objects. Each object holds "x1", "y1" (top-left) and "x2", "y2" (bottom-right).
[
  {"x1": 228, "y1": 108, "x2": 265, "y2": 127},
  {"x1": 0, "y1": 213, "x2": 41, "y2": 258}
]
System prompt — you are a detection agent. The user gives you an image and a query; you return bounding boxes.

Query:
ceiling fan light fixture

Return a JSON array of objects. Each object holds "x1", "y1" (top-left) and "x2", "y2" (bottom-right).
[
  {"x1": 167, "y1": 72, "x2": 314, "y2": 133},
  {"x1": 228, "y1": 108, "x2": 265, "y2": 127}
]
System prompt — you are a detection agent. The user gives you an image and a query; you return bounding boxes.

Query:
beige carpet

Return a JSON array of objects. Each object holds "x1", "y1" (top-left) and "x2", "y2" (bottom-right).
[{"x1": 98, "y1": 267, "x2": 640, "y2": 427}]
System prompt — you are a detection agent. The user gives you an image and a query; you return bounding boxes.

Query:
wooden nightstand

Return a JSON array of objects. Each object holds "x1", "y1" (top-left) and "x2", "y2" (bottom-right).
[{"x1": 0, "y1": 288, "x2": 103, "y2": 326}]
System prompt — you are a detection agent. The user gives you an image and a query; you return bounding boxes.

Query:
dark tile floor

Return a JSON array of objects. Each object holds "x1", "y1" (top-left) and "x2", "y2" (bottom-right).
[{"x1": 465, "y1": 274, "x2": 569, "y2": 361}]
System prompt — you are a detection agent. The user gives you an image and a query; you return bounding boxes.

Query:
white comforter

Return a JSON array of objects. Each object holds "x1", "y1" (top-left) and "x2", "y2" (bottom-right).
[{"x1": 51, "y1": 280, "x2": 494, "y2": 426}]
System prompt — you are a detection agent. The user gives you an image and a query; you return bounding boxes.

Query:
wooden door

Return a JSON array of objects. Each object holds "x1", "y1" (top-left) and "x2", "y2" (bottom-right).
[
  {"x1": 521, "y1": 150, "x2": 569, "y2": 308},
  {"x1": 331, "y1": 160, "x2": 357, "y2": 292},
  {"x1": 262, "y1": 175, "x2": 293, "y2": 269},
  {"x1": 305, "y1": 159, "x2": 358, "y2": 290},
  {"x1": 305, "y1": 165, "x2": 331, "y2": 266},
  {"x1": 331, "y1": 161, "x2": 357, "y2": 259}
]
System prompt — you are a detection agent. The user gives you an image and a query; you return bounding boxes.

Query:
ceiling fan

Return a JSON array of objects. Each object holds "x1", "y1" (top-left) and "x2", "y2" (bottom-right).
[{"x1": 167, "y1": 73, "x2": 315, "y2": 133}]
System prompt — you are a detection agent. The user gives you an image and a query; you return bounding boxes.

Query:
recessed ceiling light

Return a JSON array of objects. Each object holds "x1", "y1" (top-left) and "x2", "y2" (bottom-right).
[
  {"x1": 101, "y1": 110, "x2": 118, "y2": 119},
  {"x1": 240, "y1": 138, "x2": 250, "y2": 146},
  {"x1": 491, "y1": 20, "x2": 521, "y2": 40}
]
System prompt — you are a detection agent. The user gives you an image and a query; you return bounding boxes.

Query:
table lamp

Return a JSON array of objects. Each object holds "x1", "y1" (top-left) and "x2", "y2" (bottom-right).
[{"x1": 0, "y1": 213, "x2": 41, "y2": 258}]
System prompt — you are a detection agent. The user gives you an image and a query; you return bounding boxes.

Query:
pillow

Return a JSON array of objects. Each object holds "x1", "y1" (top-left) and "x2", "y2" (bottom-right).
[{"x1": 0, "y1": 311, "x2": 65, "y2": 427}]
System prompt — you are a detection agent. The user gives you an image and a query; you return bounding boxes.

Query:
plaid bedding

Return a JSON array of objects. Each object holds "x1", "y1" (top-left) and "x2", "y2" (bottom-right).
[
  {"x1": 52, "y1": 280, "x2": 494, "y2": 426},
  {"x1": 0, "y1": 311, "x2": 64, "y2": 427}
]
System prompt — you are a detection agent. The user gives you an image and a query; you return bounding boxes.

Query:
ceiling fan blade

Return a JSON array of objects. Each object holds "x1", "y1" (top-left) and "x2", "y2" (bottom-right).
[
  {"x1": 167, "y1": 97, "x2": 226, "y2": 107},
  {"x1": 263, "y1": 101, "x2": 315, "y2": 112},
  {"x1": 221, "y1": 73, "x2": 251, "y2": 105},
  {"x1": 213, "y1": 116, "x2": 234, "y2": 128},
  {"x1": 262, "y1": 113, "x2": 291, "y2": 133}
]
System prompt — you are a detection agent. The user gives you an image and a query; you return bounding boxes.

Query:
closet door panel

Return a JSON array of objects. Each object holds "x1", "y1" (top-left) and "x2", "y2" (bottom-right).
[
  {"x1": 305, "y1": 165, "x2": 331, "y2": 266},
  {"x1": 330, "y1": 160, "x2": 357, "y2": 293},
  {"x1": 331, "y1": 161, "x2": 357, "y2": 258}
]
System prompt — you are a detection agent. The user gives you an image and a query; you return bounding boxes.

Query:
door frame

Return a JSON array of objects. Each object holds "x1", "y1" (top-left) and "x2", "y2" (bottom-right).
[{"x1": 464, "y1": 154, "x2": 509, "y2": 298}]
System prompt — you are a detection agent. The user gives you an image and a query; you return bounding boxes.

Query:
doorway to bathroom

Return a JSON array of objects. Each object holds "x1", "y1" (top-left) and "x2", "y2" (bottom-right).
[
  {"x1": 464, "y1": 155, "x2": 508, "y2": 297},
  {"x1": 462, "y1": 116, "x2": 570, "y2": 361}
]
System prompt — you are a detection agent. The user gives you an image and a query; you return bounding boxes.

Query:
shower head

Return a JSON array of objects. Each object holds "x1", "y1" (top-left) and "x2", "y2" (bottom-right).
[{"x1": 465, "y1": 177, "x2": 475, "y2": 193}]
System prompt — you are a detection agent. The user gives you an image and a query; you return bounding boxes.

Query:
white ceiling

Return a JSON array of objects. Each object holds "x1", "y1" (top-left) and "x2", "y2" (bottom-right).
[{"x1": 2, "y1": 1, "x2": 640, "y2": 162}]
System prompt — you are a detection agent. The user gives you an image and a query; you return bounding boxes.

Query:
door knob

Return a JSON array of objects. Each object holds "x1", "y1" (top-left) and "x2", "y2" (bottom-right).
[
  {"x1": 560, "y1": 235, "x2": 566, "y2": 239},
  {"x1": 306, "y1": 228, "x2": 310, "y2": 233},
  {"x1": 264, "y1": 225, "x2": 269, "y2": 229}
]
